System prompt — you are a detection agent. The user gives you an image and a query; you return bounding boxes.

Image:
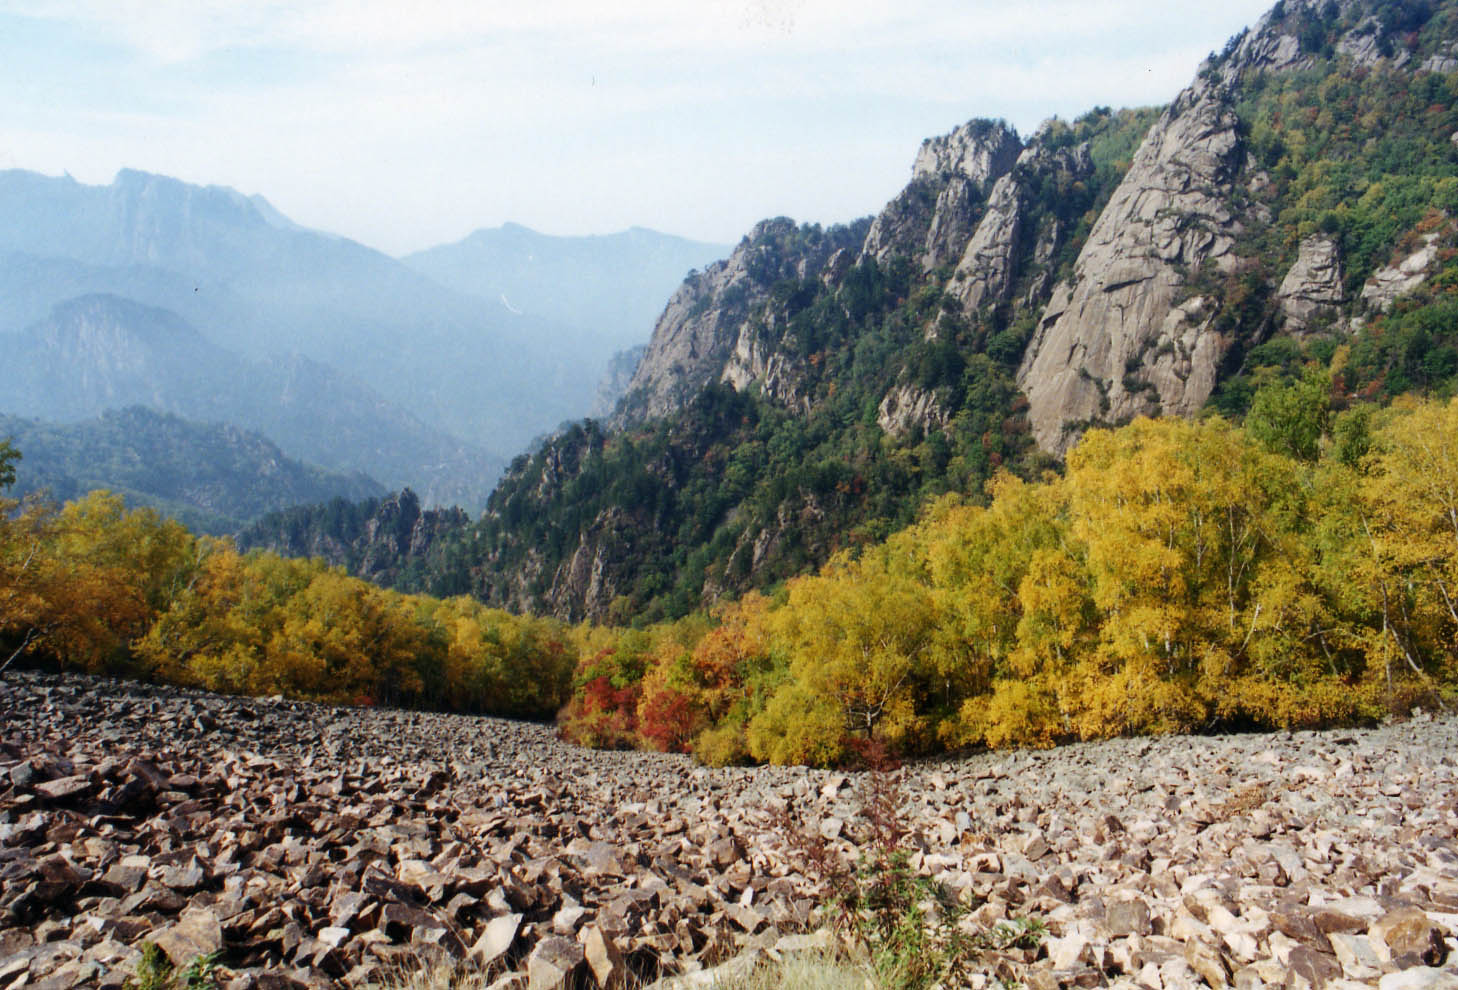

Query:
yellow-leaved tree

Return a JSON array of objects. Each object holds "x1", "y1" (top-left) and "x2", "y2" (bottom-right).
[
  {"x1": 1064, "y1": 417, "x2": 1335, "y2": 736},
  {"x1": 747, "y1": 539, "x2": 939, "y2": 764},
  {"x1": 921, "y1": 474, "x2": 1090, "y2": 748},
  {"x1": 1345, "y1": 398, "x2": 1458, "y2": 709}
]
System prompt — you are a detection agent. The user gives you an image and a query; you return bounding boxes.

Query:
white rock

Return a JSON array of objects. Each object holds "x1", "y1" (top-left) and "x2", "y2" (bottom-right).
[{"x1": 1379, "y1": 970, "x2": 1458, "y2": 990}]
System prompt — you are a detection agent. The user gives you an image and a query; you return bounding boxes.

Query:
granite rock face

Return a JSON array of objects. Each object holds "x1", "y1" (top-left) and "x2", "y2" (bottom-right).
[
  {"x1": 1016, "y1": 80, "x2": 1248, "y2": 454},
  {"x1": 946, "y1": 138, "x2": 1095, "y2": 320},
  {"x1": 617, "y1": 120, "x2": 1024, "y2": 430},
  {"x1": 1013, "y1": 0, "x2": 1450, "y2": 454},
  {"x1": 614, "y1": 219, "x2": 859, "y2": 428},
  {"x1": 1277, "y1": 236, "x2": 1346, "y2": 333},
  {"x1": 3, "y1": 670, "x2": 1457, "y2": 989},
  {"x1": 1361, "y1": 232, "x2": 1447, "y2": 314},
  {"x1": 862, "y1": 119, "x2": 1022, "y2": 269}
]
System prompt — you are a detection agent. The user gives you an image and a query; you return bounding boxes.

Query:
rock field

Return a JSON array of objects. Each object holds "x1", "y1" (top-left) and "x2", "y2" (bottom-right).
[{"x1": 2, "y1": 670, "x2": 1456, "y2": 989}]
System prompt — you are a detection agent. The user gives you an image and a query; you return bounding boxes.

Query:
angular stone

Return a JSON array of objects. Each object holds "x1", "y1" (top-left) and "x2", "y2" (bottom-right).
[
  {"x1": 528, "y1": 936, "x2": 584, "y2": 990},
  {"x1": 1271, "y1": 908, "x2": 1324, "y2": 945},
  {"x1": 580, "y1": 924, "x2": 625, "y2": 989},
  {"x1": 35, "y1": 775, "x2": 92, "y2": 801},
  {"x1": 725, "y1": 904, "x2": 765, "y2": 933},
  {"x1": 1287, "y1": 944, "x2": 1342, "y2": 990},
  {"x1": 471, "y1": 913, "x2": 522, "y2": 967},
  {"x1": 1106, "y1": 897, "x2": 1152, "y2": 937},
  {"x1": 1369, "y1": 907, "x2": 1449, "y2": 967},
  {"x1": 1048, "y1": 932, "x2": 1089, "y2": 970},
  {"x1": 152, "y1": 907, "x2": 223, "y2": 966},
  {"x1": 1185, "y1": 939, "x2": 1231, "y2": 989},
  {"x1": 553, "y1": 904, "x2": 587, "y2": 935},
  {"x1": 1378, "y1": 970, "x2": 1458, "y2": 990},
  {"x1": 1312, "y1": 909, "x2": 1366, "y2": 936},
  {"x1": 157, "y1": 859, "x2": 206, "y2": 894}
]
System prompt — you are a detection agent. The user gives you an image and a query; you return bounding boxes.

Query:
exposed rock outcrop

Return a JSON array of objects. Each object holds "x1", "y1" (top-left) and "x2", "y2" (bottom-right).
[
  {"x1": 861, "y1": 119, "x2": 1021, "y2": 269},
  {"x1": 547, "y1": 506, "x2": 631, "y2": 618},
  {"x1": 721, "y1": 321, "x2": 808, "y2": 413},
  {"x1": 615, "y1": 220, "x2": 856, "y2": 428},
  {"x1": 947, "y1": 139, "x2": 1095, "y2": 319},
  {"x1": 911, "y1": 118, "x2": 1024, "y2": 188},
  {"x1": 1012, "y1": 2, "x2": 1382, "y2": 454},
  {"x1": 1277, "y1": 236, "x2": 1345, "y2": 333},
  {"x1": 1362, "y1": 232, "x2": 1446, "y2": 313},
  {"x1": 877, "y1": 384, "x2": 950, "y2": 439},
  {"x1": 1017, "y1": 85, "x2": 1247, "y2": 453}
]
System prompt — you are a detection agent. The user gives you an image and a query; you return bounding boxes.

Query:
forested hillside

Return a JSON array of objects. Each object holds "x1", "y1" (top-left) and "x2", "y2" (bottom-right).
[
  {"x1": 254, "y1": 0, "x2": 1458, "y2": 623},
  {"x1": 4, "y1": 397, "x2": 1456, "y2": 768},
  {"x1": 0, "y1": 407, "x2": 383, "y2": 534}
]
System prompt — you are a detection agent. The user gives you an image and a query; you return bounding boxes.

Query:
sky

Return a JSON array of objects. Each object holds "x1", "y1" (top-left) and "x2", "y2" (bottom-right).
[{"x1": 0, "y1": 1, "x2": 1277, "y2": 257}]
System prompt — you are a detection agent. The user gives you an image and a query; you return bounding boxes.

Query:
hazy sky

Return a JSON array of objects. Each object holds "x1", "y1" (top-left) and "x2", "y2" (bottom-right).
[{"x1": 2, "y1": 1, "x2": 1275, "y2": 256}]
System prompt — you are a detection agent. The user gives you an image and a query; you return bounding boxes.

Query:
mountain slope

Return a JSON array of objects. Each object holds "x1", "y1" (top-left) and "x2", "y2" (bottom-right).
[
  {"x1": 403, "y1": 223, "x2": 729, "y2": 353},
  {"x1": 0, "y1": 407, "x2": 385, "y2": 534},
  {"x1": 255, "y1": 0, "x2": 1458, "y2": 623},
  {"x1": 0, "y1": 294, "x2": 503, "y2": 507},
  {"x1": 1020, "y1": 0, "x2": 1458, "y2": 451},
  {"x1": 0, "y1": 169, "x2": 611, "y2": 458}
]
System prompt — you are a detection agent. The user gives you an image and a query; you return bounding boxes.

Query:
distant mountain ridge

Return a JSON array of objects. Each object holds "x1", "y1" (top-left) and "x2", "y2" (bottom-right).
[
  {"x1": 403, "y1": 223, "x2": 729, "y2": 355},
  {"x1": 0, "y1": 169, "x2": 620, "y2": 467},
  {"x1": 0, "y1": 407, "x2": 385, "y2": 535},
  {"x1": 0, "y1": 294, "x2": 502, "y2": 508}
]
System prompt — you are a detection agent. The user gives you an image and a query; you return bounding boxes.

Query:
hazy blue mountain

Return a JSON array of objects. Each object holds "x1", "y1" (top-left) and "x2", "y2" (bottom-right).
[
  {"x1": 403, "y1": 223, "x2": 729, "y2": 354},
  {"x1": 0, "y1": 407, "x2": 386, "y2": 535},
  {"x1": 0, "y1": 294, "x2": 503, "y2": 508},
  {"x1": 0, "y1": 169, "x2": 609, "y2": 455}
]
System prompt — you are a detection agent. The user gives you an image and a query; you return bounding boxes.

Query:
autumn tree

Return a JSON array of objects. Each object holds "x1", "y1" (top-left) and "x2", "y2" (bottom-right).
[
  {"x1": 0, "y1": 439, "x2": 17, "y2": 492},
  {"x1": 1342, "y1": 398, "x2": 1458, "y2": 708},
  {"x1": 748, "y1": 546, "x2": 939, "y2": 764}
]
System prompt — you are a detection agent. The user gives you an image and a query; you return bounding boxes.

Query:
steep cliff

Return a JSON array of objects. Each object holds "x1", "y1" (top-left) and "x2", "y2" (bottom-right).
[
  {"x1": 1019, "y1": 0, "x2": 1458, "y2": 452},
  {"x1": 613, "y1": 219, "x2": 865, "y2": 426}
]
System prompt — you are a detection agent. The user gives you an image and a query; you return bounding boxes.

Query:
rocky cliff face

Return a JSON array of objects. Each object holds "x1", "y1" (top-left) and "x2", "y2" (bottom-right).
[
  {"x1": 1018, "y1": 0, "x2": 1451, "y2": 452},
  {"x1": 1017, "y1": 84, "x2": 1246, "y2": 452},
  {"x1": 613, "y1": 219, "x2": 860, "y2": 427},
  {"x1": 1276, "y1": 236, "x2": 1345, "y2": 333},
  {"x1": 946, "y1": 136, "x2": 1095, "y2": 321},
  {"x1": 861, "y1": 120, "x2": 1022, "y2": 269}
]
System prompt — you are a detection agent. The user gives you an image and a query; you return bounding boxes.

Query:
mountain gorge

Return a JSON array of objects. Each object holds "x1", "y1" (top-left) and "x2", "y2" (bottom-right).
[{"x1": 198, "y1": 0, "x2": 1458, "y2": 626}]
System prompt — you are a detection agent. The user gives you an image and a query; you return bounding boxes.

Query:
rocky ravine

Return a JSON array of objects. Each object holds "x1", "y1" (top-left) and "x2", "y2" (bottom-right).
[{"x1": 2, "y1": 671, "x2": 1456, "y2": 990}]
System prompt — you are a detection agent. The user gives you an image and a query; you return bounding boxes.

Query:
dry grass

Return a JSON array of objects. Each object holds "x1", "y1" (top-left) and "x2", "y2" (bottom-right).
[
  {"x1": 351, "y1": 958, "x2": 493, "y2": 990},
  {"x1": 671, "y1": 945, "x2": 880, "y2": 990},
  {"x1": 358, "y1": 944, "x2": 880, "y2": 990}
]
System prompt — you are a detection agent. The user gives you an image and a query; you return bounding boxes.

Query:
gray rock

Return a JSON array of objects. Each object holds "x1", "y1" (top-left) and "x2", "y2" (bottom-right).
[
  {"x1": 527, "y1": 936, "x2": 585, "y2": 990},
  {"x1": 1106, "y1": 897, "x2": 1153, "y2": 937},
  {"x1": 1276, "y1": 237, "x2": 1344, "y2": 333}
]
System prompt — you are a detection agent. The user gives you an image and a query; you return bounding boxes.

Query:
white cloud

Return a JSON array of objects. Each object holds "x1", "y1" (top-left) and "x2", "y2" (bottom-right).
[{"x1": 3, "y1": 0, "x2": 1277, "y2": 253}]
